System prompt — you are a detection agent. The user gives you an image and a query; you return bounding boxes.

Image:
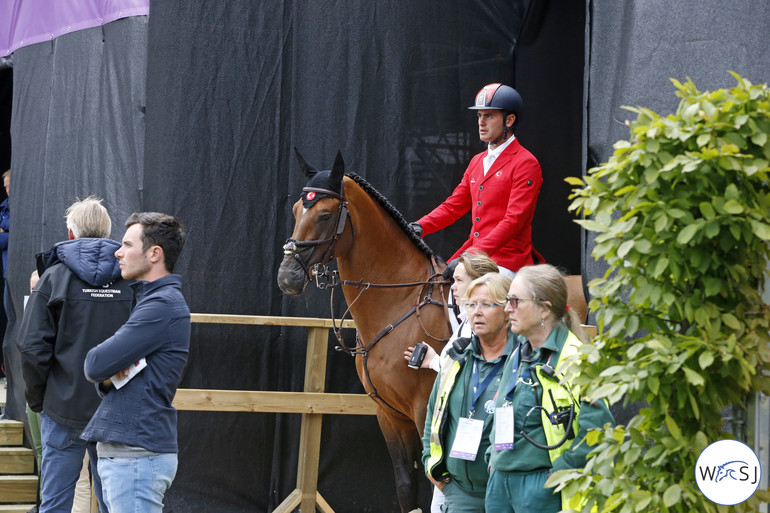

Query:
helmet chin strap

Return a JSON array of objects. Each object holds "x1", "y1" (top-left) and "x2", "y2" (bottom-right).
[
  {"x1": 489, "y1": 112, "x2": 515, "y2": 147},
  {"x1": 490, "y1": 123, "x2": 513, "y2": 146}
]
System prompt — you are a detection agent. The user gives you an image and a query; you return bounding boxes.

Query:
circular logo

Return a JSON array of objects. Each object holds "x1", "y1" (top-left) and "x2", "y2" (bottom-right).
[
  {"x1": 484, "y1": 399, "x2": 496, "y2": 415},
  {"x1": 306, "y1": 191, "x2": 316, "y2": 201},
  {"x1": 695, "y1": 439, "x2": 761, "y2": 505}
]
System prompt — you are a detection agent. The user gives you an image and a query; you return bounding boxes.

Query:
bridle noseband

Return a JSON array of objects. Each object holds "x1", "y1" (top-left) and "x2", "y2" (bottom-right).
[{"x1": 282, "y1": 185, "x2": 350, "y2": 283}]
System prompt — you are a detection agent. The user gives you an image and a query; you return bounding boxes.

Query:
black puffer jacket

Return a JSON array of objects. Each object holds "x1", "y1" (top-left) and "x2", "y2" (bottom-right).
[{"x1": 18, "y1": 238, "x2": 132, "y2": 428}]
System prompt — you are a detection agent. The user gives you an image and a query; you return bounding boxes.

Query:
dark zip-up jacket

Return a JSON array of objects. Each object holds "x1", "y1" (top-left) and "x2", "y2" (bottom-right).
[
  {"x1": 81, "y1": 274, "x2": 190, "y2": 454},
  {"x1": 17, "y1": 238, "x2": 132, "y2": 428}
]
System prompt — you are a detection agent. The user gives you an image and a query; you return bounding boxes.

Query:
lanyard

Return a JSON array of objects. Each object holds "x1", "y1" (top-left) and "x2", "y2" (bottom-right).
[
  {"x1": 504, "y1": 344, "x2": 523, "y2": 402},
  {"x1": 505, "y1": 346, "x2": 554, "y2": 403},
  {"x1": 469, "y1": 358, "x2": 505, "y2": 416}
]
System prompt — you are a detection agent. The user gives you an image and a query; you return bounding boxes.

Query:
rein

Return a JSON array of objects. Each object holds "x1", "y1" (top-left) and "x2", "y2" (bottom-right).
[{"x1": 320, "y1": 255, "x2": 451, "y2": 418}]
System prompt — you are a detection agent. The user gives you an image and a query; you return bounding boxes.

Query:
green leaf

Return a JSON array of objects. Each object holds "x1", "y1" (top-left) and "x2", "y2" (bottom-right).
[
  {"x1": 689, "y1": 392, "x2": 701, "y2": 420},
  {"x1": 650, "y1": 257, "x2": 669, "y2": 278},
  {"x1": 698, "y1": 202, "x2": 716, "y2": 219},
  {"x1": 600, "y1": 365, "x2": 626, "y2": 377},
  {"x1": 694, "y1": 431, "x2": 710, "y2": 453},
  {"x1": 677, "y1": 224, "x2": 698, "y2": 244},
  {"x1": 564, "y1": 176, "x2": 585, "y2": 186},
  {"x1": 663, "y1": 484, "x2": 682, "y2": 507},
  {"x1": 698, "y1": 351, "x2": 715, "y2": 369},
  {"x1": 696, "y1": 133, "x2": 711, "y2": 147},
  {"x1": 723, "y1": 313, "x2": 741, "y2": 330},
  {"x1": 750, "y1": 220, "x2": 770, "y2": 241},
  {"x1": 665, "y1": 414, "x2": 682, "y2": 440},
  {"x1": 615, "y1": 184, "x2": 637, "y2": 196},
  {"x1": 648, "y1": 375, "x2": 659, "y2": 395},
  {"x1": 683, "y1": 366, "x2": 705, "y2": 387},
  {"x1": 751, "y1": 131, "x2": 767, "y2": 146},
  {"x1": 617, "y1": 240, "x2": 635, "y2": 258},
  {"x1": 586, "y1": 429, "x2": 602, "y2": 446},
  {"x1": 723, "y1": 199, "x2": 744, "y2": 214},
  {"x1": 575, "y1": 219, "x2": 608, "y2": 233},
  {"x1": 635, "y1": 239, "x2": 652, "y2": 253},
  {"x1": 668, "y1": 208, "x2": 687, "y2": 219}
]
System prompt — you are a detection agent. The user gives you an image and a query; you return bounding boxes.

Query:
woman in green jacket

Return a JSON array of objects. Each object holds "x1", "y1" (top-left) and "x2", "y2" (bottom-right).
[
  {"x1": 422, "y1": 272, "x2": 513, "y2": 512},
  {"x1": 486, "y1": 264, "x2": 615, "y2": 512}
]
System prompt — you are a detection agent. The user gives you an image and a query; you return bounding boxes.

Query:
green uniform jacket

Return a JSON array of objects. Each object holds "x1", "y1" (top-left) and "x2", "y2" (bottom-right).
[
  {"x1": 422, "y1": 333, "x2": 515, "y2": 495},
  {"x1": 487, "y1": 322, "x2": 615, "y2": 473}
]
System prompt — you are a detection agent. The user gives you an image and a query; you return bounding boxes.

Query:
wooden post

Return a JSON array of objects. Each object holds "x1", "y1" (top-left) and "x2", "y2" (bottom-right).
[{"x1": 273, "y1": 325, "x2": 334, "y2": 513}]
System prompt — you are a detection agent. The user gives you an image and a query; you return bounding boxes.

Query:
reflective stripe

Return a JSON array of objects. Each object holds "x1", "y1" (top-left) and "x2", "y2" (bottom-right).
[
  {"x1": 425, "y1": 355, "x2": 462, "y2": 479},
  {"x1": 534, "y1": 331, "x2": 586, "y2": 511},
  {"x1": 536, "y1": 331, "x2": 582, "y2": 462}
]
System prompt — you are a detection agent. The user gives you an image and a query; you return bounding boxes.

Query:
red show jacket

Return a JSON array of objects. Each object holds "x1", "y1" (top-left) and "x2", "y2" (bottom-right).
[{"x1": 418, "y1": 138, "x2": 543, "y2": 272}]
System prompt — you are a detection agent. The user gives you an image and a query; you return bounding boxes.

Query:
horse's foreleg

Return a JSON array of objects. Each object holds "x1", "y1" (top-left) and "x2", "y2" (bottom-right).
[{"x1": 376, "y1": 409, "x2": 425, "y2": 513}]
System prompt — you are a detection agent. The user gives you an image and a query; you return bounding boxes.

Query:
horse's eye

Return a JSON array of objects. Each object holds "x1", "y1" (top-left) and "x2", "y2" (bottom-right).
[{"x1": 317, "y1": 212, "x2": 332, "y2": 223}]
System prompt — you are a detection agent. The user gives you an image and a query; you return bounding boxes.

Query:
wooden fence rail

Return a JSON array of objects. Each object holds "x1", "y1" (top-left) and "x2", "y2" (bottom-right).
[{"x1": 175, "y1": 313, "x2": 370, "y2": 513}]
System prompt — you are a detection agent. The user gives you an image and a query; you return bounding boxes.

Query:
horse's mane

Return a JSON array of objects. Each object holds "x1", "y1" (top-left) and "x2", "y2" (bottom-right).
[{"x1": 345, "y1": 172, "x2": 436, "y2": 259}]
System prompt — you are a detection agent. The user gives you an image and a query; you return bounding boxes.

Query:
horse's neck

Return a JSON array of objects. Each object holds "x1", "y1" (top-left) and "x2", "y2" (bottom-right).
[
  {"x1": 336, "y1": 186, "x2": 436, "y2": 325},
  {"x1": 342, "y1": 193, "x2": 429, "y2": 276}
]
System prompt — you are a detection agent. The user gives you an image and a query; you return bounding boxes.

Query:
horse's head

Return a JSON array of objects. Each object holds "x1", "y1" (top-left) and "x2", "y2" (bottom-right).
[
  {"x1": 716, "y1": 460, "x2": 748, "y2": 482},
  {"x1": 277, "y1": 148, "x2": 349, "y2": 296}
]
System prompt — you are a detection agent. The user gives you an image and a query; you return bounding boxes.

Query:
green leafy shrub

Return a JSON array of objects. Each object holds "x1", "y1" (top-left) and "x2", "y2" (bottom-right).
[{"x1": 549, "y1": 73, "x2": 770, "y2": 512}]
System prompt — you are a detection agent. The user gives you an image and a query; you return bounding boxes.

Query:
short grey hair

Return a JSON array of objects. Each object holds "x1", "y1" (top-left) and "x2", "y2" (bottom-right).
[{"x1": 65, "y1": 196, "x2": 111, "y2": 239}]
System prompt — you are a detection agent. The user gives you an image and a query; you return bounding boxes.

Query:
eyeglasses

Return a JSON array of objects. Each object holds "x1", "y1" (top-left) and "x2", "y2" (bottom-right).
[
  {"x1": 505, "y1": 296, "x2": 541, "y2": 308},
  {"x1": 464, "y1": 302, "x2": 503, "y2": 312}
]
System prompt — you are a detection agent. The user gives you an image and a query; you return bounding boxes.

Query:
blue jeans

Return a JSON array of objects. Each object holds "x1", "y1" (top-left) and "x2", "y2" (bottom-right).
[
  {"x1": 98, "y1": 453, "x2": 178, "y2": 513},
  {"x1": 39, "y1": 413, "x2": 106, "y2": 513}
]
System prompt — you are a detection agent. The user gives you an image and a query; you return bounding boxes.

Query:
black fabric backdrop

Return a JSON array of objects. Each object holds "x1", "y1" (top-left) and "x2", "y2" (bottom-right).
[{"x1": 3, "y1": 1, "x2": 585, "y2": 511}]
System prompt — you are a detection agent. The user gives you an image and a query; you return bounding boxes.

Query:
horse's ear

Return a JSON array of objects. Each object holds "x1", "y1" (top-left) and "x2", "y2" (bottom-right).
[
  {"x1": 331, "y1": 150, "x2": 345, "y2": 183},
  {"x1": 294, "y1": 147, "x2": 318, "y2": 179}
]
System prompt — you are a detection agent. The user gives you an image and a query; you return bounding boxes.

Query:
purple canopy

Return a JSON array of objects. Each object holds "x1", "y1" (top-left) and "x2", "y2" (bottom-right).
[{"x1": 1, "y1": 0, "x2": 148, "y2": 56}]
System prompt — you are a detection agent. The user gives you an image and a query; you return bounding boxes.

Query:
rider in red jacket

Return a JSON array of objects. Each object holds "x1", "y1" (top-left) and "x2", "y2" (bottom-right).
[{"x1": 412, "y1": 84, "x2": 543, "y2": 276}]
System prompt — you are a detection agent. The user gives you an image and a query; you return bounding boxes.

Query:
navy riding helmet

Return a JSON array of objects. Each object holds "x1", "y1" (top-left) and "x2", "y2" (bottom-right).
[{"x1": 468, "y1": 83, "x2": 523, "y2": 127}]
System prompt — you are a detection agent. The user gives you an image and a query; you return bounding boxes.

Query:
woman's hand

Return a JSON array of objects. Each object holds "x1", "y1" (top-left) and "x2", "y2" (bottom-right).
[
  {"x1": 426, "y1": 472, "x2": 450, "y2": 491},
  {"x1": 403, "y1": 344, "x2": 438, "y2": 369}
]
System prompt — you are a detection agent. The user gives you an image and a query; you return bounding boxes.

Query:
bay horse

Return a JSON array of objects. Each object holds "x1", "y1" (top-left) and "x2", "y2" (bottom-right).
[{"x1": 277, "y1": 150, "x2": 451, "y2": 513}]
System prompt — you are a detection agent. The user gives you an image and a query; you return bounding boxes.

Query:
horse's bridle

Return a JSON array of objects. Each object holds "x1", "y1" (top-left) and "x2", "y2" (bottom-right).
[
  {"x1": 283, "y1": 180, "x2": 451, "y2": 419},
  {"x1": 282, "y1": 185, "x2": 350, "y2": 283}
]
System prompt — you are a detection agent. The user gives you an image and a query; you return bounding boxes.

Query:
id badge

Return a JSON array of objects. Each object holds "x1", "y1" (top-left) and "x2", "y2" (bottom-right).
[
  {"x1": 449, "y1": 417, "x2": 484, "y2": 461},
  {"x1": 494, "y1": 405, "x2": 514, "y2": 450}
]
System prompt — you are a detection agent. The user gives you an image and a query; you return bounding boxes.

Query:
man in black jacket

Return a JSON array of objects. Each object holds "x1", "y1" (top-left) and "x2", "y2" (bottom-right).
[{"x1": 18, "y1": 196, "x2": 132, "y2": 513}]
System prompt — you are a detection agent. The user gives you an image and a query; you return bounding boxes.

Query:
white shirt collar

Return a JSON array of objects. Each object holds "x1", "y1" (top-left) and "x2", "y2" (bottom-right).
[{"x1": 483, "y1": 134, "x2": 516, "y2": 175}]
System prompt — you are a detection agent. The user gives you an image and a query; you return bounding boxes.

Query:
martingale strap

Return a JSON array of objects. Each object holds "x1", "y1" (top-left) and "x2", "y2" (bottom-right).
[{"x1": 348, "y1": 257, "x2": 451, "y2": 418}]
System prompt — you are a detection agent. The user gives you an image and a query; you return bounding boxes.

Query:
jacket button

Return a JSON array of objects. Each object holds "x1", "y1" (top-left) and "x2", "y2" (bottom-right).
[
  {"x1": 475, "y1": 217, "x2": 480, "y2": 222},
  {"x1": 479, "y1": 186, "x2": 483, "y2": 191},
  {"x1": 474, "y1": 232, "x2": 479, "y2": 237},
  {"x1": 527, "y1": 180, "x2": 533, "y2": 185},
  {"x1": 477, "y1": 201, "x2": 482, "y2": 206}
]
